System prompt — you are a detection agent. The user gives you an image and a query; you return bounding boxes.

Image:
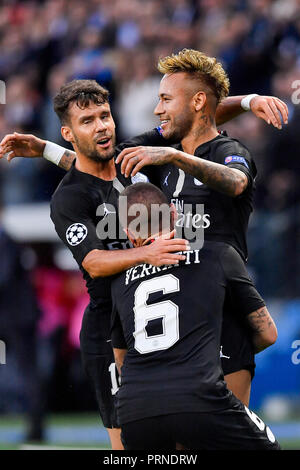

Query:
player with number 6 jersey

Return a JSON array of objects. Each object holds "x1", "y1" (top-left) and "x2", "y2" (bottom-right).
[
  {"x1": 0, "y1": 52, "x2": 287, "y2": 448},
  {"x1": 111, "y1": 182, "x2": 279, "y2": 450},
  {"x1": 115, "y1": 49, "x2": 280, "y2": 405},
  {"x1": 49, "y1": 79, "x2": 190, "y2": 449}
]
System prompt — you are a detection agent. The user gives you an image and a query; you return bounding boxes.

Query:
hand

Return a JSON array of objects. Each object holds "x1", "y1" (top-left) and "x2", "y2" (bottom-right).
[
  {"x1": 116, "y1": 146, "x2": 177, "y2": 177},
  {"x1": 250, "y1": 96, "x2": 288, "y2": 129},
  {"x1": 0, "y1": 132, "x2": 46, "y2": 162},
  {"x1": 142, "y1": 229, "x2": 189, "y2": 266}
]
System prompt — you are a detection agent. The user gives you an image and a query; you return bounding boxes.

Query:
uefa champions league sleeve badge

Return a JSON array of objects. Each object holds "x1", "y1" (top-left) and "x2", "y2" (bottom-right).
[{"x1": 66, "y1": 223, "x2": 88, "y2": 246}]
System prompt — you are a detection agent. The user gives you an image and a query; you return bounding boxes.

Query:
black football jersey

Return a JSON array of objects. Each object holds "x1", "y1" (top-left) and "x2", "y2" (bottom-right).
[
  {"x1": 50, "y1": 162, "x2": 139, "y2": 353},
  {"x1": 111, "y1": 241, "x2": 265, "y2": 425},
  {"x1": 124, "y1": 128, "x2": 256, "y2": 261},
  {"x1": 49, "y1": 131, "x2": 162, "y2": 354},
  {"x1": 49, "y1": 128, "x2": 256, "y2": 353}
]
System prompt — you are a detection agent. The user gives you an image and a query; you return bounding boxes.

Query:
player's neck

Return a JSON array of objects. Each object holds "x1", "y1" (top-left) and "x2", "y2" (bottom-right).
[
  {"x1": 181, "y1": 120, "x2": 218, "y2": 155},
  {"x1": 75, "y1": 154, "x2": 116, "y2": 181}
]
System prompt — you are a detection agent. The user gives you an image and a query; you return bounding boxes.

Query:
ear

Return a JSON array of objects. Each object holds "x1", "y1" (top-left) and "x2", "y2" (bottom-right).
[
  {"x1": 193, "y1": 91, "x2": 206, "y2": 112},
  {"x1": 61, "y1": 125, "x2": 74, "y2": 144}
]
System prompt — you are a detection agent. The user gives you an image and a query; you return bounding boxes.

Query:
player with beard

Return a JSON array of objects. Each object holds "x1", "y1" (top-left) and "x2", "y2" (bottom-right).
[
  {"x1": 115, "y1": 49, "x2": 278, "y2": 405},
  {"x1": 29, "y1": 80, "x2": 190, "y2": 449},
  {"x1": 0, "y1": 66, "x2": 287, "y2": 446}
]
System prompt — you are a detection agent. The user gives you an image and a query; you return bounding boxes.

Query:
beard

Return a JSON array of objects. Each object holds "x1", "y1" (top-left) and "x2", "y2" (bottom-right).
[
  {"x1": 162, "y1": 112, "x2": 194, "y2": 143},
  {"x1": 74, "y1": 134, "x2": 116, "y2": 163}
]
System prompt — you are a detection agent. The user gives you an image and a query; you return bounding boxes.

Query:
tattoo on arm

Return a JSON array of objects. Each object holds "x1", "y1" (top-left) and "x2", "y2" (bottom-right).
[
  {"x1": 58, "y1": 150, "x2": 76, "y2": 171},
  {"x1": 175, "y1": 153, "x2": 248, "y2": 197},
  {"x1": 247, "y1": 307, "x2": 273, "y2": 334}
]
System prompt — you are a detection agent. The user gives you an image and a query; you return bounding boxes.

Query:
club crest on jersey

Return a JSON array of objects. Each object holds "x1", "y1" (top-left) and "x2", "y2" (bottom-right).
[
  {"x1": 66, "y1": 223, "x2": 88, "y2": 246},
  {"x1": 224, "y1": 155, "x2": 249, "y2": 169},
  {"x1": 131, "y1": 172, "x2": 149, "y2": 184}
]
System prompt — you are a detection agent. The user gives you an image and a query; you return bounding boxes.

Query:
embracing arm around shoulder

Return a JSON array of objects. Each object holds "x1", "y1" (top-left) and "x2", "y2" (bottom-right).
[
  {"x1": 116, "y1": 145, "x2": 249, "y2": 197},
  {"x1": 170, "y1": 150, "x2": 249, "y2": 197},
  {"x1": 82, "y1": 233, "x2": 188, "y2": 278}
]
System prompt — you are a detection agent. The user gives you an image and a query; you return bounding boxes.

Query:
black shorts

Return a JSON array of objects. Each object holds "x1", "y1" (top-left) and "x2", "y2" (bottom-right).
[
  {"x1": 220, "y1": 298, "x2": 256, "y2": 378},
  {"x1": 81, "y1": 349, "x2": 119, "y2": 429},
  {"x1": 121, "y1": 398, "x2": 280, "y2": 451}
]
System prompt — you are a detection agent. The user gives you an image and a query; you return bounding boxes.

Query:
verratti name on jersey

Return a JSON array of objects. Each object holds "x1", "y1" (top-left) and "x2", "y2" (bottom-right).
[{"x1": 124, "y1": 249, "x2": 201, "y2": 285}]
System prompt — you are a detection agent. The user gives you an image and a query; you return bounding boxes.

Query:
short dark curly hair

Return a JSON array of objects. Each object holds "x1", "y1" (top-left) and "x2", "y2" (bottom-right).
[{"x1": 53, "y1": 79, "x2": 109, "y2": 125}]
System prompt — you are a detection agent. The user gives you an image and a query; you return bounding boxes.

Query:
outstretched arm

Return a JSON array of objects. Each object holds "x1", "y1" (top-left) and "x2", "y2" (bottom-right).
[
  {"x1": 51, "y1": 147, "x2": 76, "y2": 171},
  {"x1": 0, "y1": 95, "x2": 288, "y2": 171},
  {"x1": 216, "y1": 95, "x2": 288, "y2": 128},
  {"x1": 0, "y1": 133, "x2": 76, "y2": 171}
]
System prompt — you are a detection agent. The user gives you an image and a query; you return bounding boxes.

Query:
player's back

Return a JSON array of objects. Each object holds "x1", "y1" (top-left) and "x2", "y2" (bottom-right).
[{"x1": 111, "y1": 241, "x2": 238, "y2": 425}]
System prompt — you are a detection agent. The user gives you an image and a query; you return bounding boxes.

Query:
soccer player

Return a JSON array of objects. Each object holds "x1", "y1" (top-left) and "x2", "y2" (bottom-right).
[
  {"x1": 115, "y1": 49, "x2": 279, "y2": 405},
  {"x1": 32, "y1": 80, "x2": 190, "y2": 449},
  {"x1": 0, "y1": 72, "x2": 287, "y2": 445},
  {"x1": 110, "y1": 182, "x2": 279, "y2": 450}
]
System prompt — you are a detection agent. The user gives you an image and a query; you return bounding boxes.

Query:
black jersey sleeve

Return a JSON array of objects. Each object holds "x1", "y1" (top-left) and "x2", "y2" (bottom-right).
[
  {"x1": 50, "y1": 187, "x2": 105, "y2": 266},
  {"x1": 219, "y1": 244, "x2": 265, "y2": 317},
  {"x1": 111, "y1": 289, "x2": 127, "y2": 349},
  {"x1": 115, "y1": 128, "x2": 165, "y2": 185},
  {"x1": 115, "y1": 128, "x2": 164, "y2": 153},
  {"x1": 214, "y1": 138, "x2": 257, "y2": 189}
]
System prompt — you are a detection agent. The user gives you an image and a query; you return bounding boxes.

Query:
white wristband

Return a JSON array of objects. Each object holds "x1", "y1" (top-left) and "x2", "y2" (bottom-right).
[
  {"x1": 43, "y1": 141, "x2": 66, "y2": 165},
  {"x1": 241, "y1": 94, "x2": 259, "y2": 111}
]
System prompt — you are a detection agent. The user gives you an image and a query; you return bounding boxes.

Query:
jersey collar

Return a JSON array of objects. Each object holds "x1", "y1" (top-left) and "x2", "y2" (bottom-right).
[
  {"x1": 174, "y1": 134, "x2": 224, "y2": 156},
  {"x1": 194, "y1": 134, "x2": 224, "y2": 156}
]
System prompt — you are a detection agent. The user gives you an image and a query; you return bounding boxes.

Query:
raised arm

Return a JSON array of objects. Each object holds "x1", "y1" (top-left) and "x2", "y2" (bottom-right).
[
  {"x1": 216, "y1": 95, "x2": 288, "y2": 128},
  {"x1": 0, "y1": 133, "x2": 76, "y2": 171},
  {"x1": 0, "y1": 95, "x2": 288, "y2": 170}
]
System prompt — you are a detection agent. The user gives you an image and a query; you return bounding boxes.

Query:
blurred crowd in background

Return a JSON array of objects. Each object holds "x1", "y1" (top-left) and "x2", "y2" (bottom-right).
[{"x1": 0, "y1": 0, "x2": 300, "y2": 441}]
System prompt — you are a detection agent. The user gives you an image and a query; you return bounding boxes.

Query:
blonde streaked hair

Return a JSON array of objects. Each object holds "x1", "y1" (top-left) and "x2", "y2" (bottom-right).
[{"x1": 157, "y1": 49, "x2": 230, "y2": 104}]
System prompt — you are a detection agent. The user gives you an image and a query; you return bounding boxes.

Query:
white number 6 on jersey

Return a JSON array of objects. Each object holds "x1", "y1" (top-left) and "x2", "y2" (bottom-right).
[{"x1": 133, "y1": 274, "x2": 180, "y2": 354}]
